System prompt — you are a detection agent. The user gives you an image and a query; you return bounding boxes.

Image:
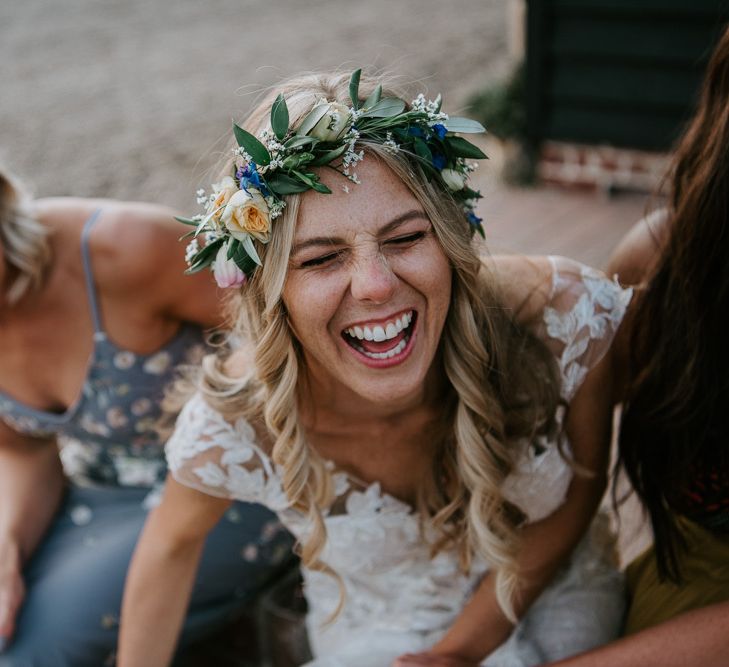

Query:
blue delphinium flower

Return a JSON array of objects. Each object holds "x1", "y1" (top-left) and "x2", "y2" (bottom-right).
[
  {"x1": 466, "y1": 211, "x2": 483, "y2": 227},
  {"x1": 432, "y1": 123, "x2": 447, "y2": 139},
  {"x1": 408, "y1": 126, "x2": 425, "y2": 138},
  {"x1": 239, "y1": 163, "x2": 270, "y2": 197},
  {"x1": 432, "y1": 153, "x2": 447, "y2": 171}
]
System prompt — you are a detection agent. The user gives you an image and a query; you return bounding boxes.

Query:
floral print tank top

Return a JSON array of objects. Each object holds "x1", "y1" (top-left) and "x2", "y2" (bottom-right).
[{"x1": 0, "y1": 210, "x2": 208, "y2": 488}]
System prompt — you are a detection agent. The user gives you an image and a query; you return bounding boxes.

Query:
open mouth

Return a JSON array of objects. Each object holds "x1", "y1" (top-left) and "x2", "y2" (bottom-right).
[{"x1": 341, "y1": 310, "x2": 417, "y2": 361}]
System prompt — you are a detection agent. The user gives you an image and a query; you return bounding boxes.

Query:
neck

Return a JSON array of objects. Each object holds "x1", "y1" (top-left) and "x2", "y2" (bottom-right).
[{"x1": 299, "y1": 359, "x2": 448, "y2": 429}]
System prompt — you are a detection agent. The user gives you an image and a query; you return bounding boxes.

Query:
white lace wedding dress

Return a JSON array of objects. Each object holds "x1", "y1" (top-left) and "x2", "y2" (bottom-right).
[{"x1": 166, "y1": 257, "x2": 632, "y2": 667}]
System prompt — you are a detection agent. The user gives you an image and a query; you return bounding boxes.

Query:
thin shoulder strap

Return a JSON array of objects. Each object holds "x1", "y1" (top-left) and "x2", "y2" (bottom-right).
[{"x1": 80, "y1": 209, "x2": 105, "y2": 335}]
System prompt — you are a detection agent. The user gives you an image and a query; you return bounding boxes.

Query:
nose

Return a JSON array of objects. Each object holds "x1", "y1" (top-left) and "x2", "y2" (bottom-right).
[{"x1": 349, "y1": 251, "x2": 398, "y2": 304}]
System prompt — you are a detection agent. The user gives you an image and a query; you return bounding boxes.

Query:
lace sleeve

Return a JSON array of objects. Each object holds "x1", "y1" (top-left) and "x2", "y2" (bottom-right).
[
  {"x1": 501, "y1": 258, "x2": 632, "y2": 521},
  {"x1": 536, "y1": 256, "x2": 633, "y2": 401},
  {"x1": 165, "y1": 393, "x2": 289, "y2": 511}
]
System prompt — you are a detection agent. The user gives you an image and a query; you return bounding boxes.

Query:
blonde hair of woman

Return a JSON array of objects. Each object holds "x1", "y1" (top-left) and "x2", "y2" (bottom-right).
[{"x1": 121, "y1": 71, "x2": 629, "y2": 667}]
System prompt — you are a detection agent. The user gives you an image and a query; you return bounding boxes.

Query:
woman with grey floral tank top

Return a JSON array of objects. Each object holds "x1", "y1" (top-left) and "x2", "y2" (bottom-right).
[{"x1": 0, "y1": 169, "x2": 293, "y2": 666}]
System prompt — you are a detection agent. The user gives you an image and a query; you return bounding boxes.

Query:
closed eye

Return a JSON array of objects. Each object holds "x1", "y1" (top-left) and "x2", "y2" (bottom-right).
[
  {"x1": 300, "y1": 251, "x2": 341, "y2": 268},
  {"x1": 385, "y1": 231, "x2": 426, "y2": 246}
]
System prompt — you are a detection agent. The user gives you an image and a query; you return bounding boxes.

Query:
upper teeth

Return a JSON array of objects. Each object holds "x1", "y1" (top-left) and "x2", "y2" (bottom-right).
[{"x1": 346, "y1": 311, "x2": 413, "y2": 341}]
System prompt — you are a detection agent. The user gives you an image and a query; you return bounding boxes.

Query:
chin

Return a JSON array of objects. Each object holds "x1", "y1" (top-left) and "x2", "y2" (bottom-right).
[{"x1": 345, "y1": 370, "x2": 428, "y2": 407}]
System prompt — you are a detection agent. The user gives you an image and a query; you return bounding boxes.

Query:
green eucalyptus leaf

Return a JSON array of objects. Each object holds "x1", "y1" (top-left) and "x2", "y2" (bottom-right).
[
  {"x1": 309, "y1": 144, "x2": 348, "y2": 166},
  {"x1": 267, "y1": 173, "x2": 310, "y2": 195},
  {"x1": 359, "y1": 97, "x2": 406, "y2": 118},
  {"x1": 231, "y1": 241, "x2": 258, "y2": 274},
  {"x1": 363, "y1": 84, "x2": 382, "y2": 110},
  {"x1": 233, "y1": 123, "x2": 271, "y2": 165},
  {"x1": 282, "y1": 152, "x2": 315, "y2": 169},
  {"x1": 391, "y1": 127, "x2": 410, "y2": 142},
  {"x1": 241, "y1": 234, "x2": 262, "y2": 266},
  {"x1": 185, "y1": 237, "x2": 225, "y2": 273},
  {"x1": 349, "y1": 69, "x2": 362, "y2": 110},
  {"x1": 292, "y1": 171, "x2": 316, "y2": 187},
  {"x1": 291, "y1": 172, "x2": 332, "y2": 195},
  {"x1": 193, "y1": 217, "x2": 209, "y2": 237},
  {"x1": 197, "y1": 236, "x2": 225, "y2": 259},
  {"x1": 461, "y1": 186, "x2": 483, "y2": 200},
  {"x1": 413, "y1": 137, "x2": 432, "y2": 163},
  {"x1": 446, "y1": 136, "x2": 487, "y2": 159},
  {"x1": 443, "y1": 117, "x2": 486, "y2": 134},
  {"x1": 302, "y1": 172, "x2": 332, "y2": 193},
  {"x1": 226, "y1": 239, "x2": 237, "y2": 260},
  {"x1": 284, "y1": 135, "x2": 318, "y2": 149},
  {"x1": 271, "y1": 94, "x2": 290, "y2": 141},
  {"x1": 297, "y1": 104, "x2": 330, "y2": 136},
  {"x1": 185, "y1": 261, "x2": 211, "y2": 275},
  {"x1": 310, "y1": 181, "x2": 332, "y2": 194},
  {"x1": 174, "y1": 215, "x2": 202, "y2": 226}
]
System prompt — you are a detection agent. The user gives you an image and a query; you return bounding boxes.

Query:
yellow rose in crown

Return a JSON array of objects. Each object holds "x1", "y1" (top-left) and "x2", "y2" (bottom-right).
[
  {"x1": 221, "y1": 188, "x2": 271, "y2": 243},
  {"x1": 208, "y1": 176, "x2": 239, "y2": 222}
]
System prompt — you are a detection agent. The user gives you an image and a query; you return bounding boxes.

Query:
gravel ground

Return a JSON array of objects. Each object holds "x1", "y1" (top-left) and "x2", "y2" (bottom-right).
[{"x1": 1, "y1": 0, "x2": 511, "y2": 209}]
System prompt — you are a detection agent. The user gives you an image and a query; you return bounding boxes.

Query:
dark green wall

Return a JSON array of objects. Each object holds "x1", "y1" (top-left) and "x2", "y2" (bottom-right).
[{"x1": 526, "y1": 0, "x2": 729, "y2": 150}]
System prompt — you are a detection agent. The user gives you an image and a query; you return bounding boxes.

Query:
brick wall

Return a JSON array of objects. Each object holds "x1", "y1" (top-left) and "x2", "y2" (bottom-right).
[{"x1": 538, "y1": 140, "x2": 670, "y2": 193}]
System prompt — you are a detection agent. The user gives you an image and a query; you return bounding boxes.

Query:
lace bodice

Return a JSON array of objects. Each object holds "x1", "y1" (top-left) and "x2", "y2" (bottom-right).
[{"x1": 166, "y1": 257, "x2": 632, "y2": 664}]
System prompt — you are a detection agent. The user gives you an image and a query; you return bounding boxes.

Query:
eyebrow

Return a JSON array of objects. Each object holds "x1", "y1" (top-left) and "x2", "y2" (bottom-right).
[{"x1": 291, "y1": 209, "x2": 430, "y2": 256}]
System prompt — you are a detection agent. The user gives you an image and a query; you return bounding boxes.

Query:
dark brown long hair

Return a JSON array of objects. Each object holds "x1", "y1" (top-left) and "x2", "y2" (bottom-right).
[{"x1": 619, "y1": 25, "x2": 729, "y2": 581}]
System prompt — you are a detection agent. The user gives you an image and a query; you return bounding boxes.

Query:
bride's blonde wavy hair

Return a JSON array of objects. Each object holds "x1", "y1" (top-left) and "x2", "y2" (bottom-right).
[
  {"x1": 0, "y1": 168, "x2": 51, "y2": 304},
  {"x1": 178, "y1": 72, "x2": 561, "y2": 620}
]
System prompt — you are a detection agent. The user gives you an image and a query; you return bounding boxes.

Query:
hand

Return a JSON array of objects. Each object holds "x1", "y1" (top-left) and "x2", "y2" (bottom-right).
[
  {"x1": 0, "y1": 542, "x2": 25, "y2": 651},
  {"x1": 393, "y1": 652, "x2": 481, "y2": 667}
]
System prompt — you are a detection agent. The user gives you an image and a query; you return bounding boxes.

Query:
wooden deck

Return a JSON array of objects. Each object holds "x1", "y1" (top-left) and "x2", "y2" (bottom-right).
[{"x1": 474, "y1": 181, "x2": 654, "y2": 269}]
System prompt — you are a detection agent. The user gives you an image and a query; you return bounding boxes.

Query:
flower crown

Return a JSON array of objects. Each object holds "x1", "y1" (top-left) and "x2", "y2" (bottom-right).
[{"x1": 179, "y1": 70, "x2": 487, "y2": 288}]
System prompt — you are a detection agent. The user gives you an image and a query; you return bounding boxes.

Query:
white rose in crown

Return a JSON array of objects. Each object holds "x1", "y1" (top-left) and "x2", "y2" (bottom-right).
[
  {"x1": 208, "y1": 176, "x2": 239, "y2": 222},
  {"x1": 212, "y1": 244, "x2": 247, "y2": 288},
  {"x1": 440, "y1": 168, "x2": 466, "y2": 191},
  {"x1": 221, "y1": 188, "x2": 271, "y2": 243},
  {"x1": 309, "y1": 101, "x2": 352, "y2": 142}
]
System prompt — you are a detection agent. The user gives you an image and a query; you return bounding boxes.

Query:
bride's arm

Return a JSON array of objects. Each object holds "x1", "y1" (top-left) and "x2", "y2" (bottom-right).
[
  {"x1": 117, "y1": 476, "x2": 231, "y2": 667},
  {"x1": 415, "y1": 351, "x2": 614, "y2": 664}
]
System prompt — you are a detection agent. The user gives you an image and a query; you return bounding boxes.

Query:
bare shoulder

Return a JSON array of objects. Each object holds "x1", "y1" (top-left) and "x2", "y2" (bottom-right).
[
  {"x1": 91, "y1": 201, "x2": 184, "y2": 277},
  {"x1": 31, "y1": 198, "x2": 222, "y2": 327},
  {"x1": 91, "y1": 201, "x2": 216, "y2": 298},
  {"x1": 86, "y1": 200, "x2": 222, "y2": 327},
  {"x1": 33, "y1": 197, "x2": 181, "y2": 278},
  {"x1": 487, "y1": 254, "x2": 555, "y2": 325},
  {"x1": 606, "y1": 208, "x2": 669, "y2": 286}
]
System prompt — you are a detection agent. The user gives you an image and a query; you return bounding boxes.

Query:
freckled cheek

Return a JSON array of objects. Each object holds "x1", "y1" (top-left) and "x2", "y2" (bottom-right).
[
  {"x1": 285, "y1": 276, "x2": 347, "y2": 341},
  {"x1": 392, "y1": 247, "x2": 451, "y2": 305},
  {"x1": 418, "y1": 267, "x2": 452, "y2": 335}
]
